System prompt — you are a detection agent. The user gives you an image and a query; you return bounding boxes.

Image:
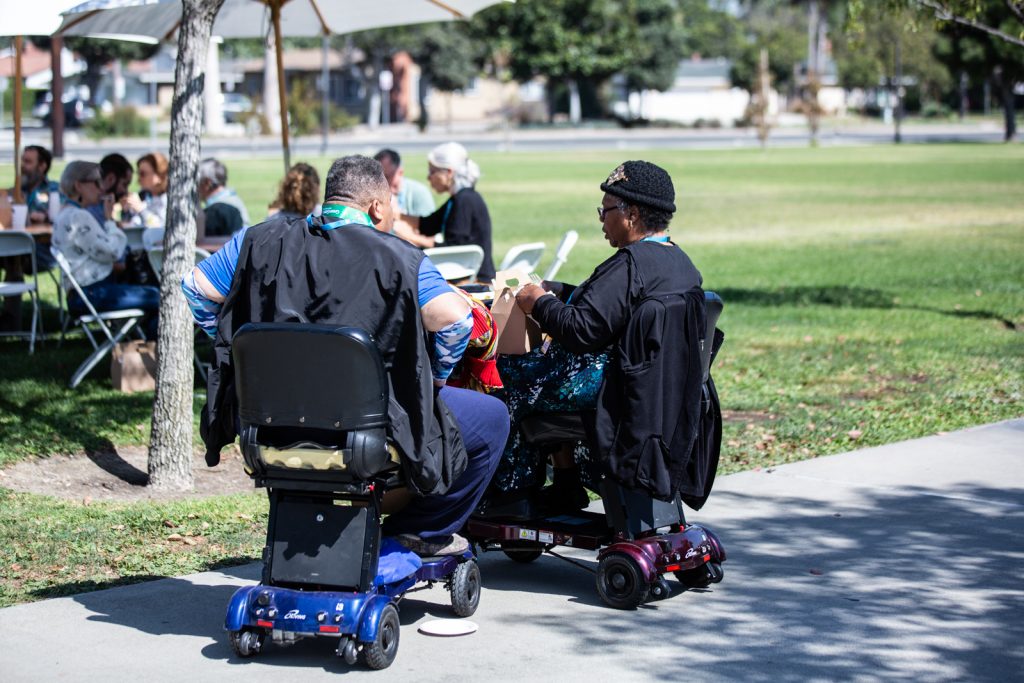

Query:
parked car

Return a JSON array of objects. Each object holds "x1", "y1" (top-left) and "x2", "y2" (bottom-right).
[
  {"x1": 221, "y1": 92, "x2": 253, "y2": 124},
  {"x1": 34, "y1": 93, "x2": 95, "y2": 128}
]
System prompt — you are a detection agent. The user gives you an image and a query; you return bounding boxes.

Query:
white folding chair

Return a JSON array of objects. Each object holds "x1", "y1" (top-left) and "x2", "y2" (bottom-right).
[
  {"x1": 542, "y1": 230, "x2": 579, "y2": 282},
  {"x1": 0, "y1": 231, "x2": 42, "y2": 353},
  {"x1": 141, "y1": 227, "x2": 165, "y2": 252},
  {"x1": 147, "y1": 246, "x2": 211, "y2": 283},
  {"x1": 499, "y1": 242, "x2": 546, "y2": 273},
  {"x1": 123, "y1": 226, "x2": 147, "y2": 252},
  {"x1": 424, "y1": 245, "x2": 485, "y2": 282},
  {"x1": 50, "y1": 246, "x2": 146, "y2": 389}
]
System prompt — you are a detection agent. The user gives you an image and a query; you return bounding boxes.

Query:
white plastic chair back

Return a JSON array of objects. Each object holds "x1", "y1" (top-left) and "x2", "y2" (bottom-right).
[
  {"x1": 424, "y1": 245, "x2": 485, "y2": 282},
  {"x1": 542, "y1": 230, "x2": 579, "y2": 281},
  {"x1": 499, "y1": 242, "x2": 546, "y2": 273},
  {"x1": 148, "y1": 246, "x2": 212, "y2": 283},
  {"x1": 123, "y1": 226, "x2": 147, "y2": 252},
  {"x1": 141, "y1": 227, "x2": 165, "y2": 252}
]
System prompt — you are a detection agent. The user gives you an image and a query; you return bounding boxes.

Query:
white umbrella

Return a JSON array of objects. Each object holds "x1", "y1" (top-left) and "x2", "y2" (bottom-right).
[
  {"x1": 57, "y1": 0, "x2": 510, "y2": 167},
  {"x1": 3, "y1": 2, "x2": 80, "y2": 202}
]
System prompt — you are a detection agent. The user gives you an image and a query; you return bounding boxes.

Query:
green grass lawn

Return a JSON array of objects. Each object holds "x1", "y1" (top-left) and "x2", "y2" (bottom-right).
[{"x1": 1, "y1": 143, "x2": 1022, "y2": 606}]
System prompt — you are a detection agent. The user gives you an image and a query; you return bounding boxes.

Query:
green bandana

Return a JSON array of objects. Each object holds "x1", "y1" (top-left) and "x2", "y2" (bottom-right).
[{"x1": 320, "y1": 203, "x2": 374, "y2": 229}]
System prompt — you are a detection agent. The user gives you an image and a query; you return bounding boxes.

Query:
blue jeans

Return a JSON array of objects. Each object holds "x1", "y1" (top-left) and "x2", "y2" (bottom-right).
[
  {"x1": 70, "y1": 273, "x2": 161, "y2": 337},
  {"x1": 382, "y1": 386, "x2": 509, "y2": 541}
]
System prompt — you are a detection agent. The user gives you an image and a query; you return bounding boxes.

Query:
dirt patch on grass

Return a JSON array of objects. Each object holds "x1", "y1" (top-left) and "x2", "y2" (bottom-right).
[
  {"x1": 0, "y1": 446, "x2": 254, "y2": 502},
  {"x1": 722, "y1": 409, "x2": 773, "y2": 423}
]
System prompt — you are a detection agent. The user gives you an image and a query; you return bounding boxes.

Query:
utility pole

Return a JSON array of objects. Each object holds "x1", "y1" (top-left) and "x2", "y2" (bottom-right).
[{"x1": 894, "y1": 37, "x2": 903, "y2": 144}]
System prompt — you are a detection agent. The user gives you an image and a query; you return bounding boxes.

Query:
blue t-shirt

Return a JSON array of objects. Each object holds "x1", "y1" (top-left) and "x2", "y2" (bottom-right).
[{"x1": 196, "y1": 223, "x2": 450, "y2": 307}]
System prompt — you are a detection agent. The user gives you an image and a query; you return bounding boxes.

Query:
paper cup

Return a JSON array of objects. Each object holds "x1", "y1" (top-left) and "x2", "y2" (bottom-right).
[{"x1": 11, "y1": 204, "x2": 28, "y2": 230}]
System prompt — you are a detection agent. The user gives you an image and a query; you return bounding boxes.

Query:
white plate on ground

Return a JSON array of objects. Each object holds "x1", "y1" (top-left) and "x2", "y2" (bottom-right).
[{"x1": 418, "y1": 620, "x2": 478, "y2": 637}]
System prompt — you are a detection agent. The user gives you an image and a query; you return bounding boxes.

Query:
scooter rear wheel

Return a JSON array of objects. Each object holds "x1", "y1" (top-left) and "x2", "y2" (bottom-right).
[
  {"x1": 501, "y1": 540, "x2": 543, "y2": 563},
  {"x1": 596, "y1": 553, "x2": 649, "y2": 610},
  {"x1": 361, "y1": 604, "x2": 400, "y2": 670},
  {"x1": 675, "y1": 561, "x2": 724, "y2": 589},
  {"x1": 229, "y1": 629, "x2": 264, "y2": 658}
]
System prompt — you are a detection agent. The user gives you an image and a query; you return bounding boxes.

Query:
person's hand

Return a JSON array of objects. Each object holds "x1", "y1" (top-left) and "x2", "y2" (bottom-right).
[
  {"x1": 123, "y1": 192, "x2": 144, "y2": 214},
  {"x1": 515, "y1": 283, "x2": 550, "y2": 315},
  {"x1": 102, "y1": 195, "x2": 115, "y2": 221},
  {"x1": 28, "y1": 210, "x2": 48, "y2": 224}
]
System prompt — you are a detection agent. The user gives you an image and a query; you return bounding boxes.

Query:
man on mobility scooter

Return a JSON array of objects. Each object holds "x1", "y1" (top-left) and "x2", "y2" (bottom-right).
[
  {"x1": 183, "y1": 155, "x2": 508, "y2": 668},
  {"x1": 465, "y1": 160, "x2": 726, "y2": 609}
]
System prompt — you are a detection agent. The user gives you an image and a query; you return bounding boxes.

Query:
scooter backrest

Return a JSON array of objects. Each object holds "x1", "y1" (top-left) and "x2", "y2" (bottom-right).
[
  {"x1": 233, "y1": 322, "x2": 388, "y2": 432},
  {"x1": 702, "y1": 291, "x2": 724, "y2": 384}
]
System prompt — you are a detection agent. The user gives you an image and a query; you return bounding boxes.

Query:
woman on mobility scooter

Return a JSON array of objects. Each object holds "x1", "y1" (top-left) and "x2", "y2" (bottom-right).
[{"x1": 466, "y1": 160, "x2": 726, "y2": 609}]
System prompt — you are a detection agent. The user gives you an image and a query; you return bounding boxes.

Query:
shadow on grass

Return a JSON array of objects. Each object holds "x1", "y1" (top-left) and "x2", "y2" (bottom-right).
[
  {"x1": 717, "y1": 285, "x2": 1018, "y2": 329},
  {"x1": 86, "y1": 441, "x2": 149, "y2": 486}
]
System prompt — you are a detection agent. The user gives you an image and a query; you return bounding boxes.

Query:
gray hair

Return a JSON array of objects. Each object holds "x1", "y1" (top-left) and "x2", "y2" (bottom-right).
[
  {"x1": 60, "y1": 160, "x2": 101, "y2": 199},
  {"x1": 324, "y1": 155, "x2": 390, "y2": 208},
  {"x1": 198, "y1": 157, "x2": 227, "y2": 188}
]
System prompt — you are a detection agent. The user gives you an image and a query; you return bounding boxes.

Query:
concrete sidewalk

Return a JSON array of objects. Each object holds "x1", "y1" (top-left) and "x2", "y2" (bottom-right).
[{"x1": 1, "y1": 420, "x2": 1021, "y2": 681}]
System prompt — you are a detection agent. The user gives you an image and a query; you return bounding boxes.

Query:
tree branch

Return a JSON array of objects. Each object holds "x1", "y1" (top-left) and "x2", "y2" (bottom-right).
[
  {"x1": 1007, "y1": 1, "x2": 1024, "y2": 25},
  {"x1": 914, "y1": 0, "x2": 1024, "y2": 48}
]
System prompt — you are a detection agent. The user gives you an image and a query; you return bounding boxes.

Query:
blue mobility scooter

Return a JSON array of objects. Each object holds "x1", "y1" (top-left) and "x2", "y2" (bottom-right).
[
  {"x1": 223, "y1": 323, "x2": 480, "y2": 669},
  {"x1": 465, "y1": 292, "x2": 726, "y2": 609}
]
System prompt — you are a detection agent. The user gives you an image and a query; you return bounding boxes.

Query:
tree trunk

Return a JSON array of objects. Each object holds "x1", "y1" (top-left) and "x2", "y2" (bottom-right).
[
  {"x1": 997, "y1": 73, "x2": 1017, "y2": 142},
  {"x1": 416, "y1": 72, "x2": 431, "y2": 132},
  {"x1": 148, "y1": 0, "x2": 226, "y2": 491}
]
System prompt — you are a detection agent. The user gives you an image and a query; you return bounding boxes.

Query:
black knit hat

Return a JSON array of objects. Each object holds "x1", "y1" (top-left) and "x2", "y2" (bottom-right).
[{"x1": 600, "y1": 160, "x2": 676, "y2": 213}]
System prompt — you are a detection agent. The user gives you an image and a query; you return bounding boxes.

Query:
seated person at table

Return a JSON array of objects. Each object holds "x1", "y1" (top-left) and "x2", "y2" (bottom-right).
[
  {"x1": 181, "y1": 155, "x2": 509, "y2": 556},
  {"x1": 374, "y1": 148, "x2": 434, "y2": 218},
  {"x1": 52, "y1": 162, "x2": 160, "y2": 333},
  {"x1": 266, "y1": 162, "x2": 320, "y2": 221},
  {"x1": 18, "y1": 145, "x2": 60, "y2": 225},
  {"x1": 86, "y1": 154, "x2": 134, "y2": 226},
  {"x1": 198, "y1": 157, "x2": 250, "y2": 238},
  {"x1": 493, "y1": 160, "x2": 704, "y2": 511},
  {"x1": 393, "y1": 142, "x2": 495, "y2": 282},
  {"x1": 124, "y1": 152, "x2": 169, "y2": 229}
]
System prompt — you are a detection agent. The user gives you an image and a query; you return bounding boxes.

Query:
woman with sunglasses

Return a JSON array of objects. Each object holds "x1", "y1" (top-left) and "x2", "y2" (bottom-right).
[
  {"x1": 395, "y1": 142, "x2": 495, "y2": 282},
  {"x1": 488, "y1": 160, "x2": 703, "y2": 512},
  {"x1": 52, "y1": 161, "x2": 160, "y2": 329}
]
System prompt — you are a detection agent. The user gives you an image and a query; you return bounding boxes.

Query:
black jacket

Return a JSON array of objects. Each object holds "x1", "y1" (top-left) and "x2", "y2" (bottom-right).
[
  {"x1": 594, "y1": 289, "x2": 709, "y2": 502},
  {"x1": 200, "y1": 214, "x2": 468, "y2": 497},
  {"x1": 419, "y1": 188, "x2": 495, "y2": 281}
]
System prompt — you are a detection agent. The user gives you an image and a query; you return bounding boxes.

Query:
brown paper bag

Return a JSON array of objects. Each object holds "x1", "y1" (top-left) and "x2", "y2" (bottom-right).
[
  {"x1": 490, "y1": 269, "x2": 542, "y2": 355},
  {"x1": 111, "y1": 340, "x2": 158, "y2": 393}
]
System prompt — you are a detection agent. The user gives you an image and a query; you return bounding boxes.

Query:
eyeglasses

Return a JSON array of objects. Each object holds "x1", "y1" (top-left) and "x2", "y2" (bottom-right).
[{"x1": 597, "y1": 205, "x2": 621, "y2": 221}]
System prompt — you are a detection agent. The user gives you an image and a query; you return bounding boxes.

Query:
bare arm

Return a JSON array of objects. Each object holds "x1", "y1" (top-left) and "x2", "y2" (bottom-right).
[{"x1": 421, "y1": 290, "x2": 470, "y2": 331}]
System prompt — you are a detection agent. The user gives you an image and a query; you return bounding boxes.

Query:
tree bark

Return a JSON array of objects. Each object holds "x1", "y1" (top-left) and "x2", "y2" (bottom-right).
[
  {"x1": 996, "y1": 71, "x2": 1017, "y2": 141},
  {"x1": 148, "y1": 0, "x2": 225, "y2": 491}
]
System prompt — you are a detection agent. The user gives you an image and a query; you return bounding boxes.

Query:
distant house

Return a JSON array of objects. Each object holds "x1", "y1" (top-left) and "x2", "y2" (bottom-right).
[
  {"x1": 612, "y1": 57, "x2": 758, "y2": 127},
  {"x1": 224, "y1": 47, "x2": 368, "y2": 117}
]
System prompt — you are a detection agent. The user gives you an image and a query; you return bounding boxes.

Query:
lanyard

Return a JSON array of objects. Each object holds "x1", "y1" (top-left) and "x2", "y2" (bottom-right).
[{"x1": 310, "y1": 203, "x2": 374, "y2": 231}]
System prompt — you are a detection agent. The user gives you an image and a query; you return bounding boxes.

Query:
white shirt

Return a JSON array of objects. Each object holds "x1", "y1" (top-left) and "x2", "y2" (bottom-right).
[{"x1": 52, "y1": 205, "x2": 127, "y2": 288}]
